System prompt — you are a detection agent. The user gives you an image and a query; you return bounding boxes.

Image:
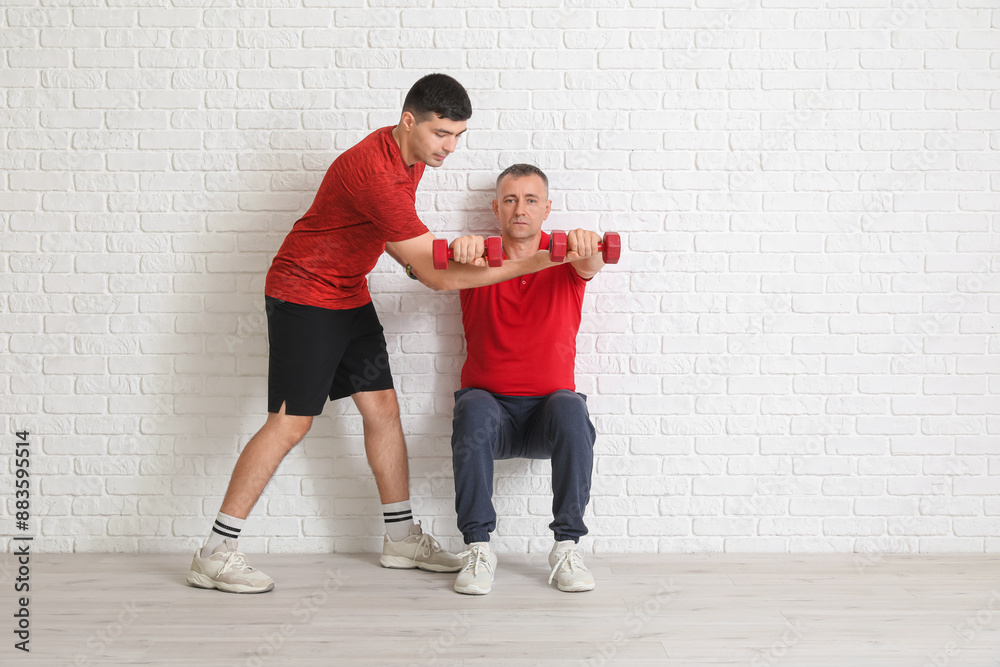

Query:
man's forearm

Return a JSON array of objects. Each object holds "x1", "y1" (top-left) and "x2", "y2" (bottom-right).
[
  {"x1": 433, "y1": 250, "x2": 556, "y2": 291},
  {"x1": 570, "y1": 253, "x2": 605, "y2": 280}
]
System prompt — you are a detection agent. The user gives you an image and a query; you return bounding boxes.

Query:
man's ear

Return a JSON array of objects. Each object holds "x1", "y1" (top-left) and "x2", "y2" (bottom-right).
[
  {"x1": 492, "y1": 199, "x2": 500, "y2": 219},
  {"x1": 399, "y1": 110, "x2": 415, "y2": 132}
]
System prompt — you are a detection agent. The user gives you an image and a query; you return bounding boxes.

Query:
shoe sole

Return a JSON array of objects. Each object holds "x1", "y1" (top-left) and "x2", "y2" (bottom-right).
[
  {"x1": 379, "y1": 555, "x2": 462, "y2": 573},
  {"x1": 186, "y1": 571, "x2": 274, "y2": 594},
  {"x1": 556, "y1": 581, "x2": 595, "y2": 592},
  {"x1": 454, "y1": 583, "x2": 492, "y2": 595}
]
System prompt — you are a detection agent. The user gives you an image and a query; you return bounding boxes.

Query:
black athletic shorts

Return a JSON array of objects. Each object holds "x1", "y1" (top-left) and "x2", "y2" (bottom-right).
[{"x1": 264, "y1": 296, "x2": 394, "y2": 416}]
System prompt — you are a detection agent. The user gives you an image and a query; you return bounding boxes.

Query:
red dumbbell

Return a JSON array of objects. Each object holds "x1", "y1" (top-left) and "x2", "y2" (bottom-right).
[
  {"x1": 547, "y1": 231, "x2": 621, "y2": 264},
  {"x1": 432, "y1": 236, "x2": 504, "y2": 270}
]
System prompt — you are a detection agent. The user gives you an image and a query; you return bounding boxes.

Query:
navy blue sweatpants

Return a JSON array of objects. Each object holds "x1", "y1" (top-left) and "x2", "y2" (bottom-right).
[{"x1": 451, "y1": 387, "x2": 596, "y2": 544}]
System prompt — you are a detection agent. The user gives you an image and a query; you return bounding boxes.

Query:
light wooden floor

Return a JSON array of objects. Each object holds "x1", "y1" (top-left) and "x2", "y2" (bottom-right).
[{"x1": 4, "y1": 552, "x2": 1000, "y2": 666}]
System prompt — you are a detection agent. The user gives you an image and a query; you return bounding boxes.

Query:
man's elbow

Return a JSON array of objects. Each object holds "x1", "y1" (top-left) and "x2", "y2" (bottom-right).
[
  {"x1": 416, "y1": 273, "x2": 455, "y2": 292},
  {"x1": 423, "y1": 280, "x2": 446, "y2": 292}
]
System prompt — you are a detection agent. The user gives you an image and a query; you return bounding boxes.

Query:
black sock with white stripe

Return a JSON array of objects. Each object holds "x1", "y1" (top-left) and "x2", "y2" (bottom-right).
[
  {"x1": 382, "y1": 501, "x2": 414, "y2": 542},
  {"x1": 201, "y1": 512, "x2": 245, "y2": 558}
]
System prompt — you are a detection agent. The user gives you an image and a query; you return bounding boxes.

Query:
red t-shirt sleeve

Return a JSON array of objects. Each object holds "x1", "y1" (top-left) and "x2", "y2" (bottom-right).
[{"x1": 355, "y1": 172, "x2": 429, "y2": 242}]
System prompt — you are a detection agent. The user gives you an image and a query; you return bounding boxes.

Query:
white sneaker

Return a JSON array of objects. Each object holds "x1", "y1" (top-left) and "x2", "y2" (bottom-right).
[
  {"x1": 454, "y1": 542, "x2": 497, "y2": 595},
  {"x1": 380, "y1": 522, "x2": 463, "y2": 572},
  {"x1": 186, "y1": 539, "x2": 275, "y2": 594},
  {"x1": 548, "y1": 540, "x2": 595, "y2": 592}
]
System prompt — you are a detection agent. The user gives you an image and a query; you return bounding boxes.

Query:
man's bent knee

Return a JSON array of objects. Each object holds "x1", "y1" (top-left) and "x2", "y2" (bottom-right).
[
  {"x1": 454, "y1": 388, "x2": 500, "y2": 419},
  {"x1": 353, "y1": 388, "x2": 401, "y2": 424},
  {"x1": 266, "y1": 403, "x2": 313, "y2": 445},
  {"x1": 547, "y1": 390, "x2": 589, "y2": 418},
  {"x1": 545, "y1": 391, "x2": 596, "y2": 448}
]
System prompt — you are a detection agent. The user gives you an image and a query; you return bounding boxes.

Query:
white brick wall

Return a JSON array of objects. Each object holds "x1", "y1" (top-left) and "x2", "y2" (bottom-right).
[{"x1": 2, "y1": 1, "x2": 999, "y2": 555}]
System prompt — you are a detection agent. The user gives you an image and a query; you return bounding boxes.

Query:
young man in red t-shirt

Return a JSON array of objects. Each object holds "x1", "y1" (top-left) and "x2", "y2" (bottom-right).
[
  {"x1": 448, "y1": 164, "x2": 609, "y2": 595},
  {"x1": 187, "y1": 76, "x2": 558, "y2": 594}
]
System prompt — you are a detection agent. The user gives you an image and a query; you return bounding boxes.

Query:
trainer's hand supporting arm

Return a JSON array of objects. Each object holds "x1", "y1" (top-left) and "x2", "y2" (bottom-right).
[{"x1": 385, "y1": 232, "x2": 556, "y2": 292}]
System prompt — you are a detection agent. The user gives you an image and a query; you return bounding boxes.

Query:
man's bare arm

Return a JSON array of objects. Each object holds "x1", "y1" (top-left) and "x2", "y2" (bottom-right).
[{"x1": 385, "y1": 232, "x2": 557, "y2": 291}]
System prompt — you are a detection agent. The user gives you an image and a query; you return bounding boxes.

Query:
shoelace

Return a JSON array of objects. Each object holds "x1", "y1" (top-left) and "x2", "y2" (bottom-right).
[
  {"x1": 548, "y1": 548, "x2": 585, "y2": 585},
  {"x1": 457, "y1": 545, "x2": 492, "y2": 576},
  {"x1": 219, "y1": 550, "x2": 255, "y2": 575},
  {"x1": 413, "y1": 531, "x2": 444, "y2": 561}
]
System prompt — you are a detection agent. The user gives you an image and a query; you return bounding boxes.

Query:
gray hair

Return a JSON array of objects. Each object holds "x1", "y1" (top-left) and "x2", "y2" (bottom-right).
[{"x1": 495, "y1": 163, "x2": 549, "y2": 194}]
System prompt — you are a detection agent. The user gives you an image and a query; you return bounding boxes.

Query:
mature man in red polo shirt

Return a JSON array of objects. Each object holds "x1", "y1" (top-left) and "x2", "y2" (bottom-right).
[
  {"x1": 187, "y1": 76, "x2": 558, "y2": 594},
  {"x1": 448, "y1": 164, "x2": 608, "y2": 595}
]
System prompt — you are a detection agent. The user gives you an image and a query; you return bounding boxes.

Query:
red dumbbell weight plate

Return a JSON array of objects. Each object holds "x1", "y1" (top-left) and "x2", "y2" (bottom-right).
[
  {"x1": 548, "y1": 230, "x2": 568, "y2": 262},
  {"x1": 602, "y1": 232, "x2": 621, "y2": 264},
  {"x1": 485, "y1": 236, "x2": 504, "y2": 267},
  {"x1": 432, "y1": 238, "x2": 450, "y2": 270}
]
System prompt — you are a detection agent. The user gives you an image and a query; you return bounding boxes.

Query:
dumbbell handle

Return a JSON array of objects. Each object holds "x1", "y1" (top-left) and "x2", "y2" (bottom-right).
[
  {"x1": 441, "y1": 247, "x2": 498, "y2": 262},
  {"x1": 552, "y1": 240, "x2": 613, "y2": 251}
]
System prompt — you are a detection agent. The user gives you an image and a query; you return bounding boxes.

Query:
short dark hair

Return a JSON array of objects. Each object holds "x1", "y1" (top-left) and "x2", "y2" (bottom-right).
[
  {"x1": 402, "y1": 73, "x2": 472, "y2": 122},
  {"x1": 496, "y1": 163, "x2": 549, "y2": 194}
]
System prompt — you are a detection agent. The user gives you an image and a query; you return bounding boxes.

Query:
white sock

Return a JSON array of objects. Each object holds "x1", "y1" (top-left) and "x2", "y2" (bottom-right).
[
  {"x1": 382, "y1": 500, "x2": 414, "y2": 542},
  {"x1": 202, "y1": 512, "x2": 244, "y2": 558}
]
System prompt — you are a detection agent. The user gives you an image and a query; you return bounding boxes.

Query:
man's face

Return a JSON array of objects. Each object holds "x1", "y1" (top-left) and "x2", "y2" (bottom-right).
[
  {"x1": 492, "y1": 174, "x2": 552, "y2": 241},
  {"x1": 405, "y1": 113, "x2": 467, "y2": 167}
]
